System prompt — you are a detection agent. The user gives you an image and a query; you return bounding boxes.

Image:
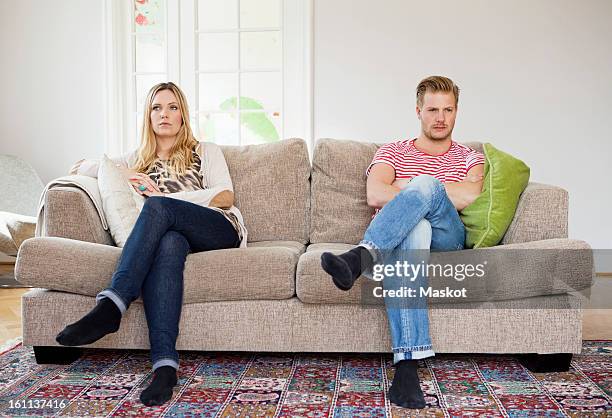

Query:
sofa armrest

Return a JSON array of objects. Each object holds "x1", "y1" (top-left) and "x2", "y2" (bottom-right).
[
  {"x1": 44, "y1": 186, "x2": 114, "y2": 245},
  {"x1": 501, "y1": 182, "x2": 568, "y2": 245},
  {"x1": 427, "y1": 238, "x2": 594, "y2": 303},
  {"x1": 480, "y1": 238, "x2": 594, "y2": 294}
]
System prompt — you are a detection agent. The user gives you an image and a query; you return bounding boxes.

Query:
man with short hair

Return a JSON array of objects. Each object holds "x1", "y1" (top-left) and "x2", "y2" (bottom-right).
[{"x1": 321, "y1": 75, "x2": 485, "y2": 409}]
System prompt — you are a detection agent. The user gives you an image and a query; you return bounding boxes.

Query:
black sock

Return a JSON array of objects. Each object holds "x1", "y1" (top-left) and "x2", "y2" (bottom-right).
[
  {"x1": 55, "y1": 297, "x2": 121, "y2": 346},
  {"x1": 321, "y1": 246, "x2": 373, "y2": 291},
  {"x1": 140, "y1": 366, "x2": 178, "y2": 406},
  {"x1": 388, "y1": 359, "x2": 426, "y2": 409}
]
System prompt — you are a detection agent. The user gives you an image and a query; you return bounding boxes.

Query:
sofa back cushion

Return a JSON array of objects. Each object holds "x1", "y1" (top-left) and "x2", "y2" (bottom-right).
[
  {"x1": 310, "y1": 139, "x2": 377, "y2": 244},
  {"x1": 310, "y1": 138, "x2": 483, "y2": 244},
  {"x1": 221, "y1": 138, "x2": 311, "y2": 244}
]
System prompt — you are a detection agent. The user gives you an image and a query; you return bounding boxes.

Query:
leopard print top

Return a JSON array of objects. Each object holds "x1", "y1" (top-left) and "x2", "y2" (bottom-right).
[
  {"x1": 145, "y1": 145, "x2": 243, "y2": 241},
  {"x1": 146, "y1": 146, "x2": 204, "y2": 193}
]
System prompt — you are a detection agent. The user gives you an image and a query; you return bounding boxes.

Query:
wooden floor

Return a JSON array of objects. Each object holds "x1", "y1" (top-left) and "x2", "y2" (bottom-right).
[
  {"x1": 0, "y1": 288, "x2": 25, "y2": 346},
  {"x1": 1, "y1": 264, "x2": 611, "y2": 348}
]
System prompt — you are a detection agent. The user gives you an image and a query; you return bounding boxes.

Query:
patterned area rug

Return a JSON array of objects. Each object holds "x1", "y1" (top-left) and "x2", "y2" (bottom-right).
[{"x1": 0, "y1": 339, "x2": 610, "y2": 417}]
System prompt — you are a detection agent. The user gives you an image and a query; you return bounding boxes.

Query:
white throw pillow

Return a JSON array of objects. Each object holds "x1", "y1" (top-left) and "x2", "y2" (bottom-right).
[{"x1": 97, "y1": 155, "x2": 145, "y2": 247}]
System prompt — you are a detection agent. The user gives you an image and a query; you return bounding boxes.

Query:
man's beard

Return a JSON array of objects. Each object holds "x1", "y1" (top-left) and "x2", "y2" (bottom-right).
[{"x1": 423, "y1": 126, "x2": 452, "y2": 141}]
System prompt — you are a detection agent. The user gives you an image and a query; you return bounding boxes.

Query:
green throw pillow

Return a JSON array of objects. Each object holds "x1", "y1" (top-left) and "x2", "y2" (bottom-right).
[{"x1": 460, "y1": 143, "x2": 530, "y2": 248}]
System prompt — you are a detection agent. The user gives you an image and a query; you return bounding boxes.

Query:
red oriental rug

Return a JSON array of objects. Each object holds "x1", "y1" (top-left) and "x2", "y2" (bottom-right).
[{"x1": 0, "y1": 339, "x2": 610, "y2": 417}]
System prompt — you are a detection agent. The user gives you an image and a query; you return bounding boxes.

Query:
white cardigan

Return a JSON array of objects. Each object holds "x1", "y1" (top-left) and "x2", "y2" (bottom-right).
[{"x1": 77, "y1": 142, "x2": 248, "y2": 248}]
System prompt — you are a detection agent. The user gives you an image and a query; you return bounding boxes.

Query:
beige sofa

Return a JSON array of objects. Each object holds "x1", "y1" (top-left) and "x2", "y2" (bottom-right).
[{"x1": 15, "y1": 138, "x2": 594, "y2": 371}]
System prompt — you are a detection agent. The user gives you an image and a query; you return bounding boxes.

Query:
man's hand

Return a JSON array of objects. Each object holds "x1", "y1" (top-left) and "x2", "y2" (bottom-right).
[
  {"x1": 367, "y1": 163, "x2": 485, "y2": 211},
  {"x1": 464, "y1": 173, "x2": 484, "y2": 183},
  {"x1": 444, "y1": 165, "x2": 485, "y2": 211},
  {"x1": 391, "y1": 178, "x2": 411, "y2": 189}
]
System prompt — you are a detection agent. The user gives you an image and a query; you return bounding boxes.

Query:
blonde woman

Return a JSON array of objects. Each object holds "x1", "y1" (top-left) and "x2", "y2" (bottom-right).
[{"x1": 56, "y1": 82, "x2": 247, "y2": 406}]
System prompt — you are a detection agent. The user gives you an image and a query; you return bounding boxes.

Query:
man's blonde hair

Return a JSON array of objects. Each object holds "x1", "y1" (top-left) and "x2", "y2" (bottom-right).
[
  {"x1": 416, "y1": 76, "x2": 460, "y2": 108},
  {"x1": 133, "y1": 82, "x2": 199, "y2": 175}
]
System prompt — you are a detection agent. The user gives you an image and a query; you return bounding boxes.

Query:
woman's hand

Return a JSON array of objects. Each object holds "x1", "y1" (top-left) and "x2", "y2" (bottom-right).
[
  {"x1": 119, "y1": 168, "x2": 162, "y2": 196},
  {"x1": 130, "y1": 172, "x2": 161, "y2": 194},
  {"x1": 142, "y1": 190, "x2": 165, "y2": 197},
  {"x1": 209, "y1": 190, "x2": 234, "y2": 209}
]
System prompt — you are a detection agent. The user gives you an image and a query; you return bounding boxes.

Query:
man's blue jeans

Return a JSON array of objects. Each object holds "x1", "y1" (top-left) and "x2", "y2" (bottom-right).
[
  {"x1": 360, "y1": 175, "x2": 465, "y2": 364},
  {"x1": 96, "y1": 197, "x2": 240, "y2": 372}
]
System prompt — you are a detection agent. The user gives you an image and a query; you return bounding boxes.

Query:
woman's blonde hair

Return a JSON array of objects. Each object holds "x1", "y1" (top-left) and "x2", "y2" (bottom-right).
[{"x1": 133, "y1": 82, "x2": 199, "y2": 175}]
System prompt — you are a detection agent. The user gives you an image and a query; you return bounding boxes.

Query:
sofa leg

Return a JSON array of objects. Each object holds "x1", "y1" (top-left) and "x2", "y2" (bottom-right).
[
  {"x1": 518, "y1": 353, "x2": 573, "y2": 373},
  {"x1": 33, "y1": 346, "x2": 83, "y2": 365}
]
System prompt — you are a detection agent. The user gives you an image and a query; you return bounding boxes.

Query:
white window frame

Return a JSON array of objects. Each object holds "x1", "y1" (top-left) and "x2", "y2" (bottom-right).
[{"x1": 103, "y1": 0, "x2": 313, "y2": 157}]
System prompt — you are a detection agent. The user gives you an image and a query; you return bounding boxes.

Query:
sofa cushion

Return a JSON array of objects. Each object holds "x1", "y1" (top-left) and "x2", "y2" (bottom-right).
[
  {"x1": 461, "y1": 143, "x2": 530, "y2": 248},
  {"x1": 297, "y1": 243, "x2": 370, "y2": 303},
  {"x1": 221, "y1": 138, "x2": 311, "y2": 244},
  {"x1": 16, "y1": 237, "x2": 304, "y2": 303},
  {"x1": 310, "y1": 139, "x2": 377, "y2": 244},
  {"x1": 297, "y1": 240, "x2": 593, "y2": 305},
  {"x1": 310, "y1": 139, "x2": 484, "y2": 244}
]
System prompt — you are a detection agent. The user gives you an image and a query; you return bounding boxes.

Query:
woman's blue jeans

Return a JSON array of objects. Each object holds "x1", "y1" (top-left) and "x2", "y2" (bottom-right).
[
  {"x1": 360, "y1": 175, "x2": 465, "y2": 364},
  {"x1": 96, "y1": 197, "x2": 240, "y2": 372}
]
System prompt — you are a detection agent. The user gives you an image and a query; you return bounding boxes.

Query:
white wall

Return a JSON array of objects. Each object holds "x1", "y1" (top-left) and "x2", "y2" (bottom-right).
[
  {"x1": 1, "y1": 0, "x2": 610, "y2": 250},
  {"x1": 314, "y1": 0, "x2": 612, "y2": 249},
  {"x1": 0, "y1": 0, "x2": 104, "y2": 183}
]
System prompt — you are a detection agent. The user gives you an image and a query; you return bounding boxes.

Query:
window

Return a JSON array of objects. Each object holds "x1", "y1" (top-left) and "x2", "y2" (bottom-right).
[{"x1": 103, "y1": 0, "x2": 312, "y2": 156}]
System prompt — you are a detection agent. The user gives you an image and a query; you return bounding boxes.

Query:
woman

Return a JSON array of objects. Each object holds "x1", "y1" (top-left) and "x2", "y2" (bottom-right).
[{"x1": 56, "y1": 82, "x2": 247, "y2": 406}]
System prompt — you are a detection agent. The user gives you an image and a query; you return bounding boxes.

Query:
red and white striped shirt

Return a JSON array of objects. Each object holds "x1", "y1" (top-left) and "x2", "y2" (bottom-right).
[
  {"x1": 366, "y1": 139, "x2": 485, "y2": 217},
  {"x1": 366, "y1": 138, "x2": 484, "y2": 183}
]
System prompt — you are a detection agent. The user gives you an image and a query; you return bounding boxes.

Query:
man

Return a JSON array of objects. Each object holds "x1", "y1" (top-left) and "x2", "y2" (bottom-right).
[{"x1": 320, "y1": 75, "x2": 485, "y2": 409}]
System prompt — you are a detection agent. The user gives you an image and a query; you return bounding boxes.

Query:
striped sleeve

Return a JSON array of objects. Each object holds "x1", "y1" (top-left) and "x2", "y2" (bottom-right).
[
  {"x1": 365, "y1": 142, "x2": 400, "y2": 176},
  {"x1": 465, "y1": 149, "x2": 485, "y2": 172}
]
